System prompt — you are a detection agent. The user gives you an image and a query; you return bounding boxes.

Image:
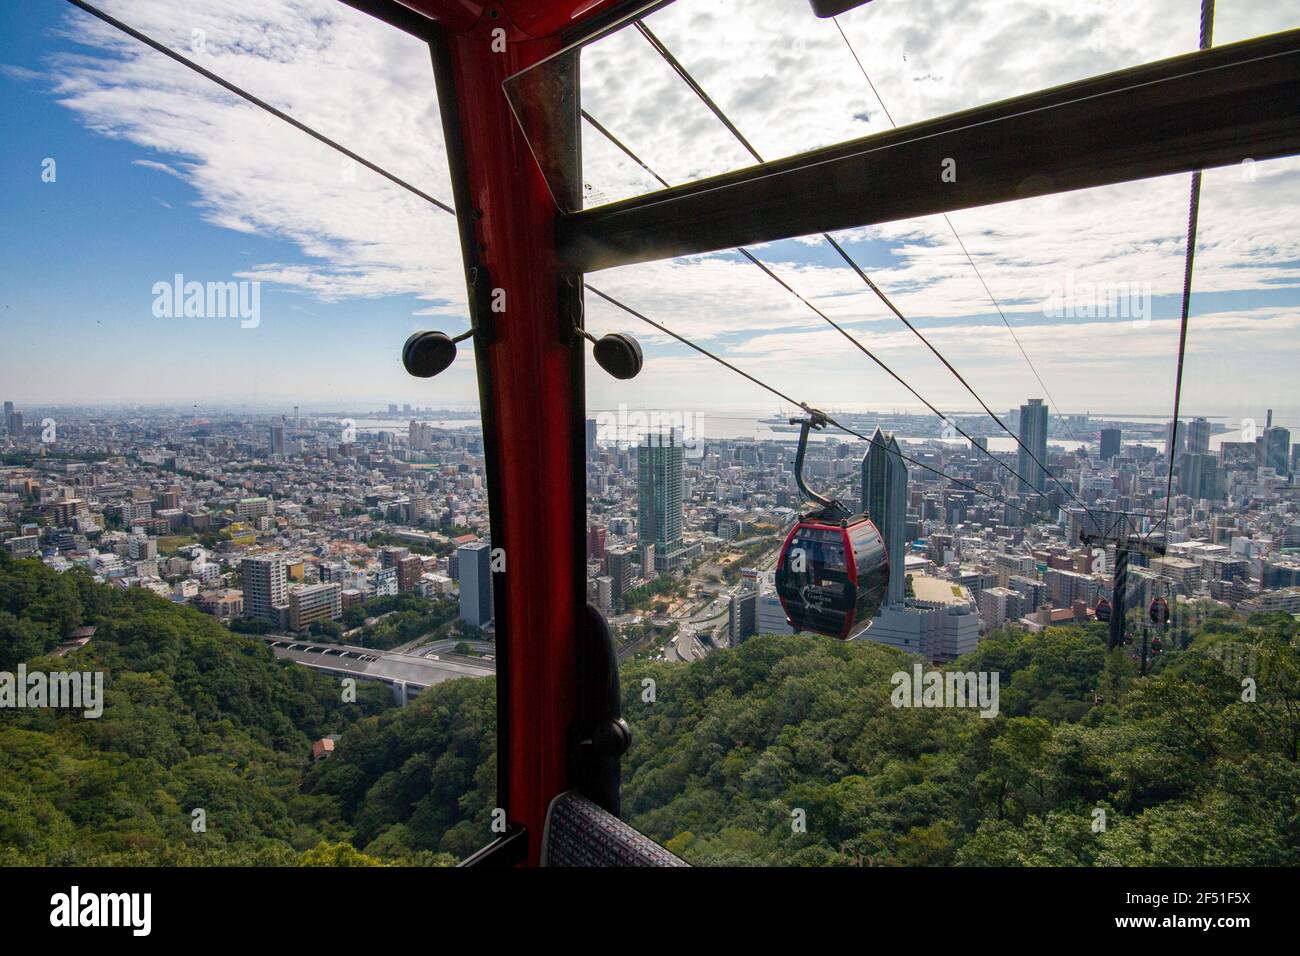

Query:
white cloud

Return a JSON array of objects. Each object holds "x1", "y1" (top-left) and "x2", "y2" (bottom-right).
[{"x1": 18, "y1": 0, "x2": 1300, "y2": 419}]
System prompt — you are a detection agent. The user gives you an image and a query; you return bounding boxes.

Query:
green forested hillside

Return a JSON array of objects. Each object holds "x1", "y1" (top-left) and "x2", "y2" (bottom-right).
[
  {"x1": 2, "y1": 551, "x2": 1297, "y2": 866},
  {"x1": 0, "y1": 554, "x2": 395, "y2": 865},
  {"x1": 620, "y1": 622, "x2": 1300, "y2": 865}
]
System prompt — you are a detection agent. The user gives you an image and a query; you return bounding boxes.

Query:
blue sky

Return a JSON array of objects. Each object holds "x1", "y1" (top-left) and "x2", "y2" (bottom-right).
[
  {"x1": 1, "y1": 0, "x2": 458, "y2": 410},
  {"x1": 2, "y1": 0, "x2": 1299, "y2": 426}
]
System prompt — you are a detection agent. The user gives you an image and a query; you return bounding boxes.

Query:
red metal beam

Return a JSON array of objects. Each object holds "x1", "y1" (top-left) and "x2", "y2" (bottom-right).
[{"x1": 421, "y1": 1, "x2": 590, "y2": 868}]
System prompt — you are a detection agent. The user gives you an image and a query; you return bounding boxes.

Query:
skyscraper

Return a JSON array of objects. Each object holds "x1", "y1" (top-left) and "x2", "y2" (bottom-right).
[
  {"x1": 1099, "y1": 427, "x2": 1121, "y2": 461},
  {"x1": 638, "y1": 430, "x2": 684, "y2": 571},
  {"x1": 269, "y1": 424, "x2": 286, "y2": 457},
  {"x1": 1017, "y1": 398, "x2": 1049, "y2": 495},
  {"x1": 1180, "y1": 453, "x2": 1220, "y2": 500},
  {"x1": 862, "y1": 426, "x2": 907, "y2": 606},
  {"x1": 458, "y1": 540, "x2": 493, "y2": 628},
  {"x1": 585, "y1": 418, "x2": 598, "y2": 456},
  {"x1": 1186, "y1": 416, "x2": 1211, "y2": 456},
  {"x1": 1264, "y1": 413, "x2": 1291, "y2": 475},
  {"x1": 1165, "y1": 420, "x2": 1185, "y2": 460}
]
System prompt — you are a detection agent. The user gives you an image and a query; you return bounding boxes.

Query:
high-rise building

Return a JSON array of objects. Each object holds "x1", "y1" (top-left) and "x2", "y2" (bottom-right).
[
  {"x1": 369, "y1": 566, "x2": 399, "y2": 598},
  {"x1": 409, "y1": 421, "x2": 435, "y2": 452},
  {"x1": 1180, "y1": 452, "x2": 1220, "y2": 500},
  {"x1": 587, "y1": 523, "x2": 606, "y2": 560},
  {"x1": 638, "y1": 430, "x2": 685, "y2": 571},
  {"x1": 458, "y1": 541, "x2": 493, "y2": 628},
  {"x1": 585, "y1": 418, "x2": 598, "y2": 456},
  {"x1": 980, "y1": 586, "x2": 1024, "y2": 632},
  {"x1": 112, "y1": 500, "x2": 153, "y2": 523},
  {"x1": 1017, "y1": 398, "x2": 1049, "y2": 495},
  {"x1": 269, "y1": 424, "x2": 286, "y2": 456},
  {"x1": 757, "y1": 583, "x2": 795, "y2": 635},
  {"x1": 1007, "y1": 574, "x2": 1047, "y2": 613},
  {"x1": 1186, "y1": 417, "x2": 1211, "y2": 456},
  {"x1": 729, "y1": 589, "x2": 758, "y2": 645},
  {"x1": 862, "y1": 427, "x2": 907, "y2": 607},
  {"x1": 605, "y1": 546, "x2": 633, "y2": 601},
  {"x1": 2, "y1": 401, "x2": 12, "y2": 433},
  {"x1": 289, "y1": 582, "x2": 342, "y2": 632},
  {"x1": 46, "y1": 498, "x2": 87, "y2": 527},
  {"x1": 242, "y1": 554, "x2": 287, "y2": 623},
  {"x1": 397, "y1": 555, "x2": 423, "y2": 593},
  {"x1": 1099, "y1": 428, "x2": 1121, "y2": 461},
  {"x1": 1044, "y1": 568, "x2": 1099, "y2": 608},
  {"x1": 1164, "y1": 420, "x2": 1185, "y2": 460},
  {"x1": 127, "y1": 534, "x2": 157, "y2": 561},
  {"x1": 1264, "y1": 421, "x2": 1291, "y2": 475}
]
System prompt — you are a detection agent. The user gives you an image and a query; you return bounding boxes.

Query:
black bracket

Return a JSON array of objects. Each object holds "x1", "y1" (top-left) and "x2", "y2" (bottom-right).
[
  {"x1": 468, "y1": 264, "x2": 496, "y2": 345},
  {"x1": 560, "y1": 273, "x2": 587, "y2": 347},
  {"x1": 791, "y1": 406, "x2": 850, "y2": 521},
  {"x1": 570, "y1": 603, "x2": 630, "y2": 816}
]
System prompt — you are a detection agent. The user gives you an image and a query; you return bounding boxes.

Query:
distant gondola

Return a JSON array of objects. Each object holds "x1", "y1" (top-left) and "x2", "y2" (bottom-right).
[
  {"x1": 1094, "y1": 597, "x2": 1112, "y2": 623},
  {"x1": 1149, "y1": 596, "x2": 1170, "y2": 626}
]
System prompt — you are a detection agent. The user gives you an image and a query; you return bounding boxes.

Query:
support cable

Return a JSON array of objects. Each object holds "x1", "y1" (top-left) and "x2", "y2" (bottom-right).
[
  {"x1": 65, "y1": 0, "x2": 1121, "y2": 527},
  {"x1": 1156, "y1": 0, "x2": 1215, "y2": 541},
  {"x1": 62, "y1": 0, "x2": 455, "y2": 215},
  {"x1": 633, "y1": 19, "x2": 1100, "y2": 524},
  {"x1": 832, "y1": 15, "x2": 1083, "y2": 447}
]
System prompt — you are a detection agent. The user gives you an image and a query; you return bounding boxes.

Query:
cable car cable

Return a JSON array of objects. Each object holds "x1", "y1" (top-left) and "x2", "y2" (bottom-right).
[
  {"x1": 60, "y1": 0, "x2": 455, "y2": 216},
  {"x1": 831, "y1": 15, "x2": 1084, "y2": 448},
  {"x1": 632, "y1": 19, "x2": 1103, "y2": 525},
  {"x1": 1154, "y1": 0, "x2": 1215, "y2": 542},
  {"x1": 585, "y1": 284, "x2": 1046, "y2": 520},
  {"x1": 582, "y1": 100, "x2": 1100, "y2": 523},
  {"x1": 67, "y1": 0, "x2": 1119, "y2": 531}
]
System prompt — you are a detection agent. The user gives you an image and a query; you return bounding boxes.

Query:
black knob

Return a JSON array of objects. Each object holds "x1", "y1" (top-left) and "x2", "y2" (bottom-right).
[
  {"x1": 592, "y1": 332, "x2": 643, "y2": 380},
  {"x1": 403, "y1": 331, "x2": 458, "y2": 378}
]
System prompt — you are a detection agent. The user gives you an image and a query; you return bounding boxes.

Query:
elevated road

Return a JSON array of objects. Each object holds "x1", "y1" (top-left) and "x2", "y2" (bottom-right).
[{"x1": 259, "y1": 635, "x2": 494, "y2": 692}]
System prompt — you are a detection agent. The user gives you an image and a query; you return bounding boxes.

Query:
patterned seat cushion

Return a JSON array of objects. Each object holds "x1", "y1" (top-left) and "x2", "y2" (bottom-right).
[{"x1": 541, "y1": 791, "x2": 689, "y2": 867}]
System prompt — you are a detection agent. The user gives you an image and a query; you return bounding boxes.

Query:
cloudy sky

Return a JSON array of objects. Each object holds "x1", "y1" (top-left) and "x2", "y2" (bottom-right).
[{"x1": 1, "y1": 0, "x2": 1298, "y2": 426}]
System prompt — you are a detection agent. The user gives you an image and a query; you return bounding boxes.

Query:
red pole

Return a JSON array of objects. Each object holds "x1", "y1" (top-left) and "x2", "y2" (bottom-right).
[{"x1": 426, "y1": 5, "x2": 583, "y2": 865}]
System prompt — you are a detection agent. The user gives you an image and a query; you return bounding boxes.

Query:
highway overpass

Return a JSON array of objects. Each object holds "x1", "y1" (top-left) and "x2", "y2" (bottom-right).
[{"x1": 260, "y1": 635, "x2": 494, "y2": 705}]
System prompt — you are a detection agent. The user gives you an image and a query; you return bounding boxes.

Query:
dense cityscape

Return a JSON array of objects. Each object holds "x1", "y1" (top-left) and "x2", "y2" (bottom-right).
[{"x1": 4, "y1": 397, "x2": 1298, "y2": 699}]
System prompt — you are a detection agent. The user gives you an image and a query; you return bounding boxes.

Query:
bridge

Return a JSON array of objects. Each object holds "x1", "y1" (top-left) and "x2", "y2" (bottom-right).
[{"x1": 260, "y1": 635, "x2": 494, "y2": 705}]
